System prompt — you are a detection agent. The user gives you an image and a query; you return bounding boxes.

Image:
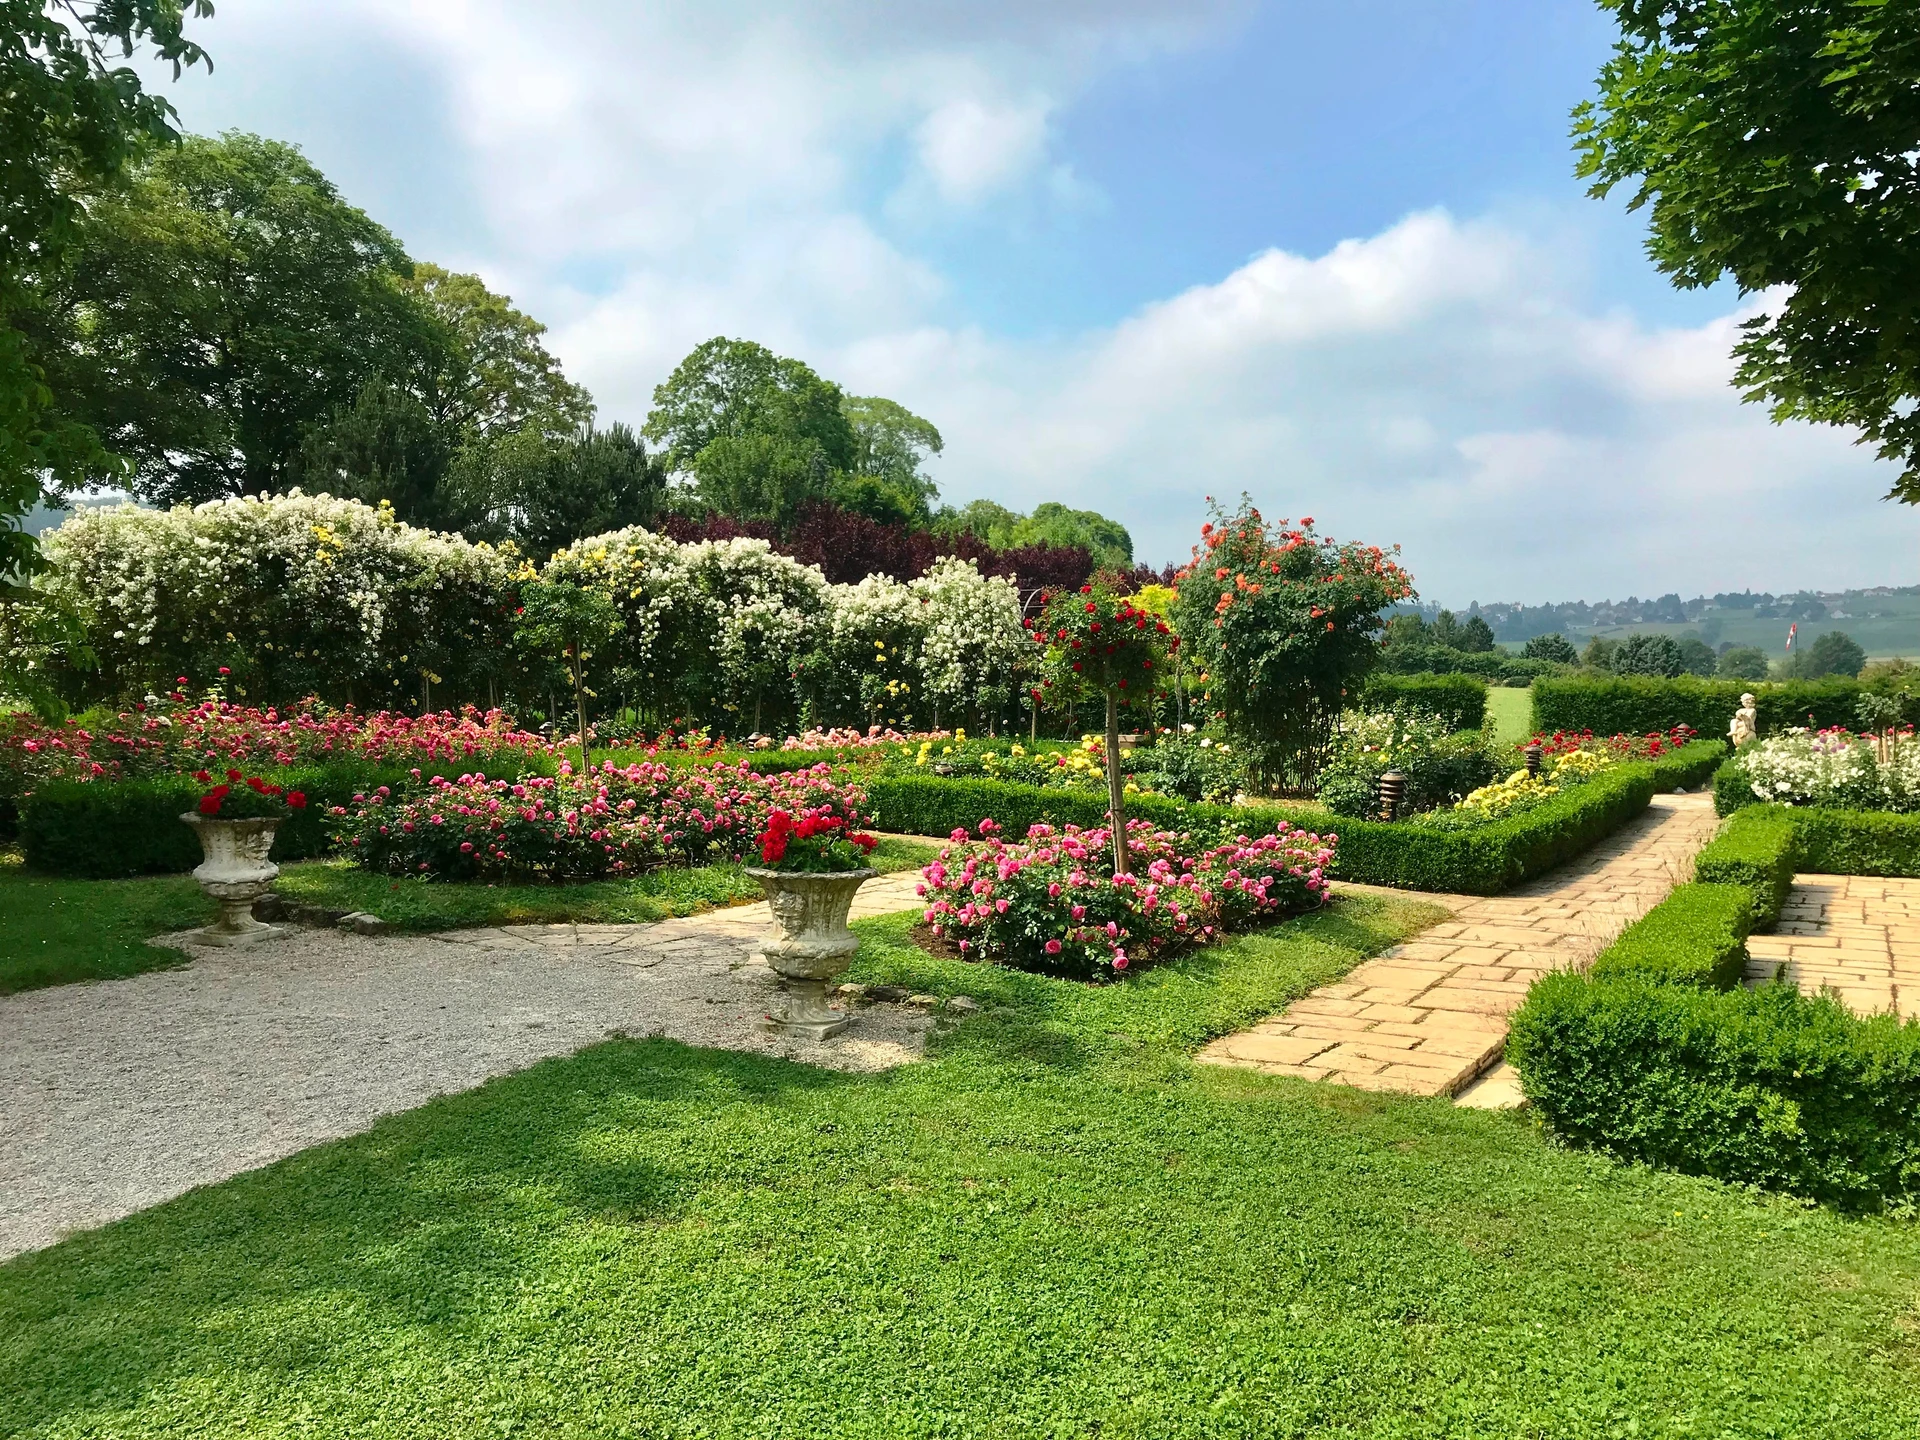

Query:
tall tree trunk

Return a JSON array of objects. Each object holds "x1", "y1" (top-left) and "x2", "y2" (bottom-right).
[{"x1": 1106, "y1": 691, "x2": 1130, "y2": 875}]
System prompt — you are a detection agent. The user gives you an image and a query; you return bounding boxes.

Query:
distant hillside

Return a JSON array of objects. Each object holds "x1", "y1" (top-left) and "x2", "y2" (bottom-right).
[{"x1": 1397, "y1": 586, "x2": 1920, "y2": 660}]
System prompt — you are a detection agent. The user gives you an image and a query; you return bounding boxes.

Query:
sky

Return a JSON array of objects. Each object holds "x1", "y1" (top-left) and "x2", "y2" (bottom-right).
[{"x1": 138, "y1": 0, "x2": 1915, "y2": 605}]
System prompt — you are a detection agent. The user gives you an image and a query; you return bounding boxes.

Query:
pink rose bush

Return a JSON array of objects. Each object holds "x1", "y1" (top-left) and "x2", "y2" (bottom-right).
[
  {"x1": 329, "y1": 759, "x2": 867, "y2": 882},
  {"x1": 919, "y1": 818, "x2": 1335, "y2": 980}
]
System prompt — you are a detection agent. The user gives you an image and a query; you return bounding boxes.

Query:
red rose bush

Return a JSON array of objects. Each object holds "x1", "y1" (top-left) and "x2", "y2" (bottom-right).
[
  {"x1": 755, "y1": 804, "x2": 880, "y2": 872},
  {"x1": 919, "y1": 818, "x2": 1335, "y2": 980}
]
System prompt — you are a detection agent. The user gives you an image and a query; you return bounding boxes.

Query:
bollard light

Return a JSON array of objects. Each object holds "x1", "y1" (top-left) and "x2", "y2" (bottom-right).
[
  {"x1": 1524, "y1": 742, "x2": 1543, "y2": 778},
  {"x1": 1378, "y1": 769, "x2": 1406, "y2": 822}
]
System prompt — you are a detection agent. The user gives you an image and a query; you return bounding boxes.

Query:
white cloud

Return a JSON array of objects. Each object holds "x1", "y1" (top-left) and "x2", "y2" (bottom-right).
[{"x1": 152, "y1": 2, "x2": 1909, "y2": 603}]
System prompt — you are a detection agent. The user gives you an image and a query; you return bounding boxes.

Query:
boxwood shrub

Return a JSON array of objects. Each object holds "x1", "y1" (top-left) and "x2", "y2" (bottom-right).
[
  {"x1": 1510, "y1": 962, "x2": 1920, "y2": 1214},
  {"x1": 1788, "y1": 807, "x2": 1920, "y2": 878},
  {"x1": 19, "y1": 762, "x2": 417, "y2": 879},
  {"x1": 869, "y1": 743, "x2": 1724, "y2": 896},
  {"x1": 1358, "y1": 673, "x2": 1489, "y2": 732},
  {"x1": 1692, "y1": 807, "x2": 1801, "y2": 926},
  {"x1": 1586, "y1": 883, "x2": 1755, "y2": 989},
  {"x1": 1532, "y1": 675, "x2": 1869, "y2": 741}
]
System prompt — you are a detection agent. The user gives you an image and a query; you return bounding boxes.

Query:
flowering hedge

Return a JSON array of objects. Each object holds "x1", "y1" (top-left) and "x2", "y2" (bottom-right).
[
  {"x1": 328, "y1": 759, "x2": 866, "y2": 881},
  {"x1": 918, "y1": 817, "x2": 1334, "y2": 980}
]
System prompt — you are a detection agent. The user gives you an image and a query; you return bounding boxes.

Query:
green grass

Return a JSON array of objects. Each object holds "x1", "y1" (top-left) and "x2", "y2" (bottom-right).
[
  {"x1": 6, "y1": 892, "x2": 1920, "y2": 1437},
  {"x1": 0, "y1": 853, "x2": 211, "y2": 994},
  {"x1": 0, "y1": 839, "x2": 941, "y2": 991},
  {"x1": 275, "y1": 836, "x2": 938, "y2": 932},
  {"x1": 1483, "y1": 684, "x2": 1534, "y2": 746}
]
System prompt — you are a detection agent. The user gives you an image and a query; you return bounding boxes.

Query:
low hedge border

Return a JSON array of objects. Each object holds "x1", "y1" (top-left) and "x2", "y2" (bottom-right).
[
  {"x1": 1706, "y1": 786, "x2": 1920, "y2": 878},
  {"x1": 1692, "y1": 807, "x2": 1801, "y2": 926},
  {"x1": 19, "y1": 763, "x2": 417, "y2": 879},
  {"x1": 1510, "y1": 880, "x2": 1920, "y2": 1213},
  {"x1": 1359, "y1": 673, "x2": 1489, "y2": 732},
  {"x1": 869, "y1": 742, "x2": 1725, "y2": 897}
]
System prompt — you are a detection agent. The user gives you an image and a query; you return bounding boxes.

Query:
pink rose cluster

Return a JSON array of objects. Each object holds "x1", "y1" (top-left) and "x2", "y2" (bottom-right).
[
  {"x1": 917, "y1": 817, "x2": 1334, "y2": 980},
  {"x1": 328, "y1": 758, "x2": 866, "y2": 882}
]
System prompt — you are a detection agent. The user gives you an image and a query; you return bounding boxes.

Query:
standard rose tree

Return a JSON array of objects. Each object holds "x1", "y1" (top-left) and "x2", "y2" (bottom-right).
[{"x1": 1029, "y1": 580, "x2": 1175, "y2": 874}]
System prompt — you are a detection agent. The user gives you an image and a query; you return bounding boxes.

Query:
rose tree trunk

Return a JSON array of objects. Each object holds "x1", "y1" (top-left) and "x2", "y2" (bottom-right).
[{"x1": 1106, "y1": 692, "x2": 1130, "y2": 875}]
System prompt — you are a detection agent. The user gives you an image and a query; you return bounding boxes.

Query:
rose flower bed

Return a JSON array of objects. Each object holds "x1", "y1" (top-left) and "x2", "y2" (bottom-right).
[
  {"x1": 328, "y1": 759, "x2": 866, "y2": 882},
  {"x1": 919, "y1": 817, "x2": 1335, "y2": 980}
]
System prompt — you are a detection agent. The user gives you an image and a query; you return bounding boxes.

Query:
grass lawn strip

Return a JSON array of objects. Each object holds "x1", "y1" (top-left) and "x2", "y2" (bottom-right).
[
  {"x1": 4, "y1": 895, "x2": 1918, "y2": 1437},
  {"x1": 1482, "y1": 683, "x2": 1533, "y2": 746},
  {"x1": 0, "y1": 838, "x2": 942, "y2": 997}
]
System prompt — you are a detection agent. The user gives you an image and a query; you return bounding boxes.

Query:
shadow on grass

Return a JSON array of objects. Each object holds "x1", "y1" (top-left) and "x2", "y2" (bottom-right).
[{"x1": 0, "y1": 1038, "x2": 853, "y2": 1436}]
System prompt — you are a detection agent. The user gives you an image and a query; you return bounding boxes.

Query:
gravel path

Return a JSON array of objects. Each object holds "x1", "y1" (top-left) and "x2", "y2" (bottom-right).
[{"x1": 0, "y1": 873, "x2": 929, "y2": 1261}]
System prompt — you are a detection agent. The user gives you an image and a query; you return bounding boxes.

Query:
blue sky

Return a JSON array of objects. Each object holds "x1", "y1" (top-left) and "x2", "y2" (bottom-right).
[{"x1": 144, "y1": 0, "x2": 1912, "y2": 603}]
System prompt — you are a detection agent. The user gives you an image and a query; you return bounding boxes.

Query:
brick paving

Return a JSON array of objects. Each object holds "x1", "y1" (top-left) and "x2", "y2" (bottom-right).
[
  {"x1": 1197, "y1": 793, "x2": 1722, "y2": 1096},
  {"x1": 1745, "y1": 874, "x2": 1920, "y2": 1019}
]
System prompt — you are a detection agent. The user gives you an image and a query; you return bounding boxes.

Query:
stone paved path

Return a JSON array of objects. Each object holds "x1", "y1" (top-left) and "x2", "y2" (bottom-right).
[
  {"x1": 0, "y1": 872, "x2": 927, "y2": 1261},
  {"x1": 1197, "y1": 793, "x2": 1722, "y2": 1096},
  {"x1": 1745, "y1": 874, "x2": 1920, "y2": 1018}
]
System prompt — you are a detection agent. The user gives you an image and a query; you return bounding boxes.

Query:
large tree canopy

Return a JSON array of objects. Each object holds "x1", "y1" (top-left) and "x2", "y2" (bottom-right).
[
  {"x1": 47, "y1": 130, "x2": 435, "y2": 505},
  {"x1": 1, "y1": 0, "x2": 211, "y2": 580},
  {"x1": 1577, "y1": 0, "x2": 1920, "y2": 496},
  {"x1": 398, "y1": 262, "x2": 592, "y2": 441},
  {"x1": 643, "y1": 337, "x2": 855, "y2": 478}
]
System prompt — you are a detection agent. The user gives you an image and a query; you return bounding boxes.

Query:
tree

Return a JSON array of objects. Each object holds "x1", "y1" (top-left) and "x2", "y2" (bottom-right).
[
  {"x1": 1, "y1": 0, "x2": 211, "y2": 584},
  {"x1": 1582, "y1": 636, "x2": 1618, "y2": 671},
  {"x1": 1676, "y1": 636, "x2": 1719, "y2": 677},
  {"x1": 513, "y1": 577, "x2": 621, "y2": 767},
  {"x1": 1717, "y1": 645, "x2": 1771, "y2": 681},
  {"x1": 1523, "y1": 632, "x2": 1579, "y2": 665},
  {"x1": 49, "y1": 132, "x2": 436, "y2": 504},
  {"x1": 397, "y1": 263, "x2": 591, "y2": 441},
  {"x1": 934, "y1": 497, "x2": 1135, "y2": 571},
  {"x1": 1783, "y1": 629, "x2": 1867, "y2": 679},
  {"x1": 1034, "y1": 577, "x2": 1175, "y2": 874},
  {"x1": 448, "y1": 423, "x2": 667, "y2": 559},
  {"x1": 1615, "y1": 633, "x2": 1685, "y2": 677},
  {"x1": 1577, "y1": 1, "x2": 1920, "y2": 496},
  {"x1": 840, "y1": 394, "x2": 941, "y2": 523},
  {"x1": 1173, "y1": 500, "x2": 1414, "y2": 792},
  {"x1": 690, "y1": 431, "x2": 831, "y2": 527},
  {"x1": 643, "y1": 337, "x2": 854, "y2": 477},
  {"x1": 1457, "y1": 615, "x2": 1496, "y2": 652},
  {"x1": 291, "y1": 382, "x2": 454, "y2": 528}
]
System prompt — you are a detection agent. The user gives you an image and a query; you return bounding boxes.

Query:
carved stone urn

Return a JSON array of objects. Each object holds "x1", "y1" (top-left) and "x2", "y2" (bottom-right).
[
  {"x1": 743, "y1": 867, "x2": 876, "y2": 1039},
  {"x1": 179, "y1": 814, "x2": 283, "y2": 946}
]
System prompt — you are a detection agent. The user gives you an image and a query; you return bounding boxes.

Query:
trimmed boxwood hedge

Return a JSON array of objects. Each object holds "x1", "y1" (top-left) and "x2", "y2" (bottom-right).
[
  {"x1": 1532, "y1": 675, "x2": 1870, "y2": 741},
  {"x1": 19, "y1": 762, "x2": 416, "y2": 879},
  {"x1": 1358, "y1": 673, "x2": 1489, "y2": 732},
  {"x1": 869, "y1": 742, "x2": 1726, "y2": 896},
  {"x1": 1692, "y1": 806, "x2": 1801, "y2": 926},
  {"x1": 1510, "y1": 918, "x2": 1920, "y2": 1212},
  {"x1": 1510, "y1": 802, "x2": 1920, "y2": 1212}
]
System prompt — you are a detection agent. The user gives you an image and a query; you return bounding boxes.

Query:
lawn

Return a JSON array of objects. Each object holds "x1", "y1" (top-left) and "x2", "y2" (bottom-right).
[
  {"x1": 1483, "y1": 683, "x2": 1533, "y2": 746},
  {"x1": 4, "y1": 893, "x2": 1917, "y2": 1438},
  {"x1": 0, "y1": 838, "x2": 941, "y2": 993},
  {"x1": 0, "y1": 853, "x2": 210, "y2": 994}
]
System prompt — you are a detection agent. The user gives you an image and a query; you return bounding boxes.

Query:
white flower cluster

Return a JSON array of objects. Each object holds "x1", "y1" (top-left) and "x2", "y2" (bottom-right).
[
  {"x1": 910, "y1": 556, "x2": 1029, "y2": 720},
  {"x1": 33, "y1": 492, "x2": 516, "y2": 702},
  {"x1": 1739, "y1": 728, "x2": 1920, "y2": 812},
  {"x1": 17, "y1": 496, "x2": 1035, "y2": 725}
]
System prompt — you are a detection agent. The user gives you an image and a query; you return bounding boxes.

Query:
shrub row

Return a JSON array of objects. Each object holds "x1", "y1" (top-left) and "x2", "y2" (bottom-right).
[
  {"x1": 19, "y1": 763, "x2": 416, "y2": 879},
  {"x1": 1510, "y1": 884, "x2": 1920, "y2": 1213},
  {"x1": 1358, "y1": 673, "x2": 1489, "y2": 732},
  {"x1": 868, "y1": 743, "x2": 1724, "y2": 896},
  {"x1": 1691, "y1": 807, "x2": 1800, "y2": 926},
  {"x1": 1532, "y1": 675, "x2": 1872, "y2": 741}
]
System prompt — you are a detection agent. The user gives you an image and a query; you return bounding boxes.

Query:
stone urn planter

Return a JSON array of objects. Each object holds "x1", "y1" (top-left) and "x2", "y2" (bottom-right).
[
  {"x1": 179, "y1": 813, "x2": 283, "y2": 946},
  {"x1": 743, "y1": 866, "x2": 876, "y2": 1040}
]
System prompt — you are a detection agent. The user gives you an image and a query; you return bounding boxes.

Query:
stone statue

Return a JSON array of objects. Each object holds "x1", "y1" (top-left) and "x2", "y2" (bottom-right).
[{"x1": 1729, "y1": 693, "x2": 1758, "y2": 748}]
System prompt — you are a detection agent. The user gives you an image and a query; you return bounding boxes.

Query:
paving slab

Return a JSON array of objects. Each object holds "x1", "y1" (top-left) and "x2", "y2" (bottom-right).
[{"x1": 1746, "y1": 874, "x2": 1920, "y2": 1019}]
